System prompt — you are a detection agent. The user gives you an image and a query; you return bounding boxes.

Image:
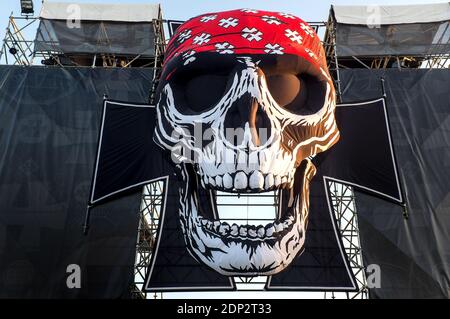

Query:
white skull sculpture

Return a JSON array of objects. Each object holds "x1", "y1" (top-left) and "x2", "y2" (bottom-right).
[{"x1": 154, "y1": 9, "x2": 340, "y2": 276}]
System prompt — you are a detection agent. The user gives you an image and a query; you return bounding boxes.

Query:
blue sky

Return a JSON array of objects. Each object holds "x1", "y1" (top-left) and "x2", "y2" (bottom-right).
[
  {"x1": 2, "y1": 0, "x2": 445, "y2": 54},
  {"x1": 2, "y1": 0, "x2": 446, "y2": 25}
]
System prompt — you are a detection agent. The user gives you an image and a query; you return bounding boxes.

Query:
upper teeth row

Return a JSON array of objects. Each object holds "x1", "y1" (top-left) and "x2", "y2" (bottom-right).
[
  {"x1": 199, "y1": 170, "x2": 295, "y2": 190},
  {"x1": 196, "y1": 215, "x2": 295, "y2": 239}
]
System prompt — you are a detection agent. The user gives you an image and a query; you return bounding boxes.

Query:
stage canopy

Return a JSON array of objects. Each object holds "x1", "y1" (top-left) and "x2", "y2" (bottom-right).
[
  {"x1": 34, "y1": 2, "x2": 161, "y2": 57},
  {"x1": 39, "y1": 2, "x2": 160, "y2": 22},
  {"x1": 331, "y1": 3, "x2": 450, "y2": 57},
  {"x1": 333, "y1": 3, "x2": 450, "y2": 25}
]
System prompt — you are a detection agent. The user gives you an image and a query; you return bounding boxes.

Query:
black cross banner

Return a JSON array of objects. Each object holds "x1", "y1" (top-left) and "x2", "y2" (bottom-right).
[
  {"x1": 266, "y1": 97, "x2": 404, "y2": 291},
  {"x1": 88, "y1": 96, "x2": 404, "y2": 291},
  {"x1": 167, "y1": 20, "x2": 185, "y2": 38}
]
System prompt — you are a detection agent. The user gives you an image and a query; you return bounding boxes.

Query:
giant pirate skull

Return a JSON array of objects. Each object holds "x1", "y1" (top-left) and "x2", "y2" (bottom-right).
[{"x1": 154, "y1": 9, "x2": 340, "y2": 276}]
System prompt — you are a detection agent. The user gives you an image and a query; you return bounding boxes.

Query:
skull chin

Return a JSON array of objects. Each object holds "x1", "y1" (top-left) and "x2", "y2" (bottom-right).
[{"x1": 178, "y1": 159, "x2": 316, "y2": 276}]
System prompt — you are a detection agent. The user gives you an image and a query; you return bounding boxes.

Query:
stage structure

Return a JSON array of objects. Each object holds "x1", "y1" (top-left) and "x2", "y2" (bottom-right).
[
  {"x1": 1, "y1": 2, "x2": 165, "y2": 68},
  {"x1": 0, "y1": 14, "x2": 40, "y2": 65},
  {"x1": 1, "y1": 3, "x2": 448, "y2": 300},
  {"x1": 324, "y1": 3, "x2": 450, "y2": 99},
  {"x1": 321, "y1": 3, "x2": 450, "y2": 299}
]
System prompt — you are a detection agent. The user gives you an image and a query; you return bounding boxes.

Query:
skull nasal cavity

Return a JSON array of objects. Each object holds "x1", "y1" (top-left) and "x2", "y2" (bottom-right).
[{"x1": 223, "y1": 96, "x2": 271, "y2": 147}]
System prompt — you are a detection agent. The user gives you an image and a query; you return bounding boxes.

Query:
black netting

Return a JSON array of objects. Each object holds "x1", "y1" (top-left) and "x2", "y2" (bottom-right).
[
  {"x1": 336, "y1": 22, "x2": 450, "y2": 56},
  {"x1": 34, "y1": 19, "x2": 155, "y2": 57}
]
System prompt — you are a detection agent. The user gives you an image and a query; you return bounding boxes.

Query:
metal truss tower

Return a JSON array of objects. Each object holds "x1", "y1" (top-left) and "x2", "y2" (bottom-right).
[
  {"x1": 0, "y1": 14, "x2": 39, "y2": 65},
  {"x1": 1, "y1": 5, "x2": 166, "y2": 68},
  {"x1": 131, "y1": 181, "x2": 165, "y2": 299},
  {"x1": 326, "y1": 182, "x2": 369, "y2": 299}
]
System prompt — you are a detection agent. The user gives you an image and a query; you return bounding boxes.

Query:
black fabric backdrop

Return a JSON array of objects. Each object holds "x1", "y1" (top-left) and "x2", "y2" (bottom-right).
[
  {"x1": 0, "y1": 65, "x2": 153, "y2": 298},
  {"x1": 340, "y1": 69, "x2": 450, "y2": 299},
  {"x1": 1, "y1": 65, "x2": 449, "y2": 298}
]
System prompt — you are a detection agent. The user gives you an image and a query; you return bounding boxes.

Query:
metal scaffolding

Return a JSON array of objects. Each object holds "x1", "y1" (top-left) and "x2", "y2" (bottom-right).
[
  {"x1": 131, "y1": 181, "x2": 165, "y2": 299},
  {"x1": 1, "y1": 6, "x2": 166, "y2": 68},
  {"x1": 0, "y1": 14, "x2": 40, "y2": 65},
  {"x1": 322, "y1": 12, "x2": 450, "y2": 101},
  {"x1": 326, "y1": 181, "x2": 369, "y2": 299}
]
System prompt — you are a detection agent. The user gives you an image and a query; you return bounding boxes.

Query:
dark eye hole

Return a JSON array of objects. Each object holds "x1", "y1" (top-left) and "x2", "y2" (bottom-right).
[
  {"x1": 266, "y1": 74, "x2": 327, "y2": 115},
  {"x1": 266, "y1": 74, "x2": 305, "y2": 108},
  {"x1": 185, "y1": 75, "x2": 228, "y2": 112}
]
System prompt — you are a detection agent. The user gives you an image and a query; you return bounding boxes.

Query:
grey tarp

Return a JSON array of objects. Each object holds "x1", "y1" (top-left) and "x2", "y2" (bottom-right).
[
  {"x1": 40, "y1": 2, "x2": 161, "y2": 22},
  {"x1": 34, "y1": 19, "x2": 156, "y2": 57},
  {"x1": 0, "y1": 65, "x2": 153, "y2": 298},
  {"x1": 340, "y1": 69, "x2": 450, "y2": 298},
  {"x1": 331, "y1": 4, "x2": 450, "y2": 57},
  {"x1": 334, "y1": 22, "x2": 450, "y2": 57},
  {"x1": 333, "y1": 4, "x2": 450, "y2": 25},
  {"x1": 34, "y1": 2, "x2": 161, "y2": 57},
  {"x1": 35, "y1": 2, "x2": 159, "y2": 57}
]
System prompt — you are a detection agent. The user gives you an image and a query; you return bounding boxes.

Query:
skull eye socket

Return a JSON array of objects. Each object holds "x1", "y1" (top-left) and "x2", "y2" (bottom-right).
[
  {"x1": 266, "y1": 73, "x2": 327, "y2": 115},
  {"x1": 184, "y1": 74, "x2": 228, "y2": 113},
  {"x1": 266, "y1": 74, "x2": 305, "y2": 109}
]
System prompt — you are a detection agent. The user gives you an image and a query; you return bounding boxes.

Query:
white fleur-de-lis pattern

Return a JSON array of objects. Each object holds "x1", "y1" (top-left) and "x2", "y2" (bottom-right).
[
  {"x1": 218, "y1": 17, "x2": 239, "y2": 28},
  {"x1": 279, "y1": 12, "x2": 295, "y2": 19},
  {"x1": 241, "y1": 27, "x2": 263, "y2": 42},
  {"x1": 261, "y1": 15, "x2": 282, "y2": 25},
  {"x1": 300, "y1": 23, "x2": 315, "y2": 37},
  {"x1": 285, "y1": 29, "x2": 303, "y2": 44},
  {"x1": 305, "y1": 48, "x2": 318, "y2": 60},
  {"x1": 178, "y1": 29, "x2": 192, "y2": 43},
  {"x1": 193, "y1": 33, "x2": 211, "y2": 45},
  {"x1": 264, "y1": 43, "x2": 284, "y2": 55},
  {"x1": 215, "y1": 42, "x2": 235, "y2": 54},
  {"x1": 182, "y1": 50, "x2": 196, "y2": 65},
  {"x1": 241, "y1": 8, "x2": 258, "y2": 13},
  {"x1": 200, "y1": 15, "x2": 217, "y2": 23}
]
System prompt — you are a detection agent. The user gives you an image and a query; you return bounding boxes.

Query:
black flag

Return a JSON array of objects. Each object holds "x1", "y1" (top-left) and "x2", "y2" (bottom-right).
[{"x1": 89, "y1": 100, "x2": 167, "y2": 205}]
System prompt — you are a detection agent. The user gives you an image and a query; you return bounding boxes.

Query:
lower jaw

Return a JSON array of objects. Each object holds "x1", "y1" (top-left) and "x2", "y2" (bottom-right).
[{"x1": 177, "y1": 159, "x2": 316, "y2": 276}]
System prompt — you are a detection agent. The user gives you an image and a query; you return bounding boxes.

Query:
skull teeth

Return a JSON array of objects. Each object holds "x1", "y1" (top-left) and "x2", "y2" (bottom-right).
[
  {"x1": 196, "y1": 215, "x2": 296, "y2": 240},
  {"x1": 249, "y1": 170, "x2": 264, "y2": 189},
  {"x1": 223, "y1": 173, "x2": 233, "y2": 189},
  {"x1": 265, "y1": 174, "x2": 274, "y2": 189},
  {"x1": 199, "y1": 169, "x2": 295, "y2": 191},
  {"x1": 215, "y1": 175, "x2": 223, "y2": 188},
  {"x1": 234, "y1": 171, "x2": 248, "y2": 190},
  {"x1": 274, "y1": 175, "x2": 282, "y2": 187}
]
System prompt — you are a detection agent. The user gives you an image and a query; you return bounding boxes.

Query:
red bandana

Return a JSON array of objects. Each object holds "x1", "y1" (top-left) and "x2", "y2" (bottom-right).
[{"x1": 165, "y1": 9, "x2": 324, "y2": 68}]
